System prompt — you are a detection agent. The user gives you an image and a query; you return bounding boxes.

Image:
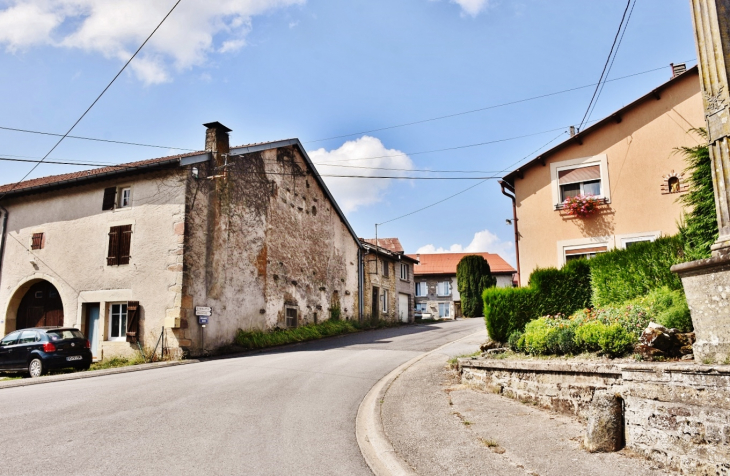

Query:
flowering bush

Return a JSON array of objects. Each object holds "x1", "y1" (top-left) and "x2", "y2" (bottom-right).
[{"x1": 562, "y1": 194, "x2": 601, "y2": 217}]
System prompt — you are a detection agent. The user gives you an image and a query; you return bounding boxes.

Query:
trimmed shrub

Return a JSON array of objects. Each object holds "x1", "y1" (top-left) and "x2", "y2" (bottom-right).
[
  {"x1": 529, "y1": 259, "x2": 592, "y2": 315},
  {"x1": 598, "y1": 324, "x2": 636, "y2": 357},
  {"x1": 507, "y1": 331, "x2": 525, "y2": 352},
  {"x1": 574, "y1": 321, "x2": 606, "y2": 352},
  {"x1": 589, "y1": 236, "x2": 685, "y2": 306},
  {"x1": 483, "y1": 286, "x2": 538, "y2": 343},
  {"x1": 632, "y1": 286, "x2": 692, "y2": 332},
  {"x1": 523, "y1": 318, "x2": 552, "y2": 355},
  {"x1": 457, "y1": 255, "x2": 497, "y2": 317}
]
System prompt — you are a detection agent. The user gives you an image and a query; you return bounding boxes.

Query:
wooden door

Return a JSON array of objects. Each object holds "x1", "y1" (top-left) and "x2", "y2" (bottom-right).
[{"x1": 16, "y1": 281, "x2": 64, "y2": 329}]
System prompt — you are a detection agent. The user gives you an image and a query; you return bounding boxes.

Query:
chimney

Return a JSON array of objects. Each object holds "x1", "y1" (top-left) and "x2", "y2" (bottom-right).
[
  {"x1": 670, "y1": 63, "x2": 687, "y2": 79},
  {"x1": 203, "y1": 122, "x2": 232, "y2": 160},
  {"x1": 569, "y1": 126, "x2": 576, "y2": 137}
]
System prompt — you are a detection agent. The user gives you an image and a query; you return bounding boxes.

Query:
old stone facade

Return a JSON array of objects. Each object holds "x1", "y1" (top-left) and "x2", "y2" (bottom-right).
[
  {"x1": 0, "y1": 122, "x2": 363, "y2": 359},
  {"x1": 360, "y1": 239, "x2": 417, "y2": 323}
]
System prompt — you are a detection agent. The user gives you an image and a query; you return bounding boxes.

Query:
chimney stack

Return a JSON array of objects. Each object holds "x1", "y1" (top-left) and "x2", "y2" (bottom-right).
[
  {"x1": 670, "y1": 63, "x2": 687, "y2": 78},
  {"x1": 569, "y1": 126, "x2": 576, "y2": 137},
  {"x1": 203, "y1": 122, "x2": 232, "y2": 161}
]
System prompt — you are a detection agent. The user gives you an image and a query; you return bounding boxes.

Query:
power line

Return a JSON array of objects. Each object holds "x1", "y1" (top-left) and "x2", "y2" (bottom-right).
[
  {"x1": 0, "y1": 126, "x2": 195, "y2": 152},
  {"x1": 305, "y1": 63, "x2": 686, "y2": 145},
  {"x1": 578, "y1": 0, "x2": 632, "y2": 131},
  {"x1": 0, "y1": 0, "x2": 183, "y2": 202},
  {"x1": 586, "y1": 0, "x2": 637, "y2": 124}
]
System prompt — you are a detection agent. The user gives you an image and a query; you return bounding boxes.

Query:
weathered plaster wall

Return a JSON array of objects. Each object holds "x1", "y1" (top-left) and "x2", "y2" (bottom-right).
[
  {"x1": 0, "y1": 170, "x2": 187, "y2": 358},
  {"x1": 362, "y1": 255, "x2": 398, "y2": 321},
  {"x1": 179, "y1": 146, "x2": 360, "y2": 352},
  {"x1": 460, "y1": 359, "x2": 730, "y2": 475},
  {"x1": 513, "y1": 72, "x2": 704, "y2": 283}
]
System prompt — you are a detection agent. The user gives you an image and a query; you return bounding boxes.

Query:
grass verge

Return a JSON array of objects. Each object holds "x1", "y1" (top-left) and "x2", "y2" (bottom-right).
[
  {"x1": 89, "y1": 354, "x2": 146, "y2": 371},
  {"x1": 234, "y1": 318, "x2": 402, "y2": 351}
]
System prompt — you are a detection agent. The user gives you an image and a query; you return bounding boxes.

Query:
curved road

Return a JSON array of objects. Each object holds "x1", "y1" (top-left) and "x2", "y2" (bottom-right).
[{"x1": 0, "y1": 318, "x2": 484, "y2": 475}]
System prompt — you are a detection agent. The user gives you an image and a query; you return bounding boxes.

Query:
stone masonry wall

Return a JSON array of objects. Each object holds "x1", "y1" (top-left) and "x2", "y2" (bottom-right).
[{"x1": 460, "y1": 359, "x2": 730, "y2": 475}]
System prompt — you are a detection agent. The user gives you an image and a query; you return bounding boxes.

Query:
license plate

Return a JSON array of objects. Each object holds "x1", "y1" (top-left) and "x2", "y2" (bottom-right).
[{"x1": 66, "y1": 355, "x2": 82, "y2": 361}]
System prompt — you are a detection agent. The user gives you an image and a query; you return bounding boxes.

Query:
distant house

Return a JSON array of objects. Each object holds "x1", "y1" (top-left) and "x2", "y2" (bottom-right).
[
  {"x1": 360, "y1": 238, "x2": 419, "y2": 323},
  {"x1": 405, "y1": 252, "x2": 515, "y2": 318},
  {"x1": 0, "y1": 122, "x2": 363, "y2": 359},
  {"x1": 501, "y1": 65, "x2": 704, "y2": 285}
]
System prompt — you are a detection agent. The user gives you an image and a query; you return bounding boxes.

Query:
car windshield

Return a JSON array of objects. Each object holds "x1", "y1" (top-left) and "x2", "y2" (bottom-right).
[{"x1": 46, "y1": 330, "x2": 84, "y2": 341}]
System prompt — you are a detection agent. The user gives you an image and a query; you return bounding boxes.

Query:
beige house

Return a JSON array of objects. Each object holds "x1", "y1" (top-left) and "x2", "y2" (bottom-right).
[
  {"x1": 360, "y1": 238, "x2": 419, "y2": 323},
  {"x1": 501, "y1": 66, "x2": 705, "y2": 285},
  {"x1": 406, "y1": 252, "x2": 516, "y2": 318},
  {"x1": 0, "y1": 122, "x2": 362, "y2": 359}
]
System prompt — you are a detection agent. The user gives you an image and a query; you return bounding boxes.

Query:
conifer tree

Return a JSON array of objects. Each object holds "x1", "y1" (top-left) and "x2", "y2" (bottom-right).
[{"x1": 456, "y1": 255, "x2": 497, "y2": 317}]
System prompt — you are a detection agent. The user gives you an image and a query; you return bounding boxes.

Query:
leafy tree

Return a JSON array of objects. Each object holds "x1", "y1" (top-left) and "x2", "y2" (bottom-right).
[
  {"x1": 457, "y1": 255, "x2": 497, "y2": 317},
  {"x1": 677, "y1": 130, "x2": 717, "y2": 260}
]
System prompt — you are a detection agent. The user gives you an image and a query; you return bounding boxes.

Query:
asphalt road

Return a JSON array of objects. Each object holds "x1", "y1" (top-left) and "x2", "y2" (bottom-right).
[{"x1": 0, "y1": 318, "x2": 484, "y2": 476}]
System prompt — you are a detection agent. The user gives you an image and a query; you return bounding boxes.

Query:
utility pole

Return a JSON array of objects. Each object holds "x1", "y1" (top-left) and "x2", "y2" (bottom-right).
[{"x1": 673, "y1": 0, "x2": 730, "y2": 363}]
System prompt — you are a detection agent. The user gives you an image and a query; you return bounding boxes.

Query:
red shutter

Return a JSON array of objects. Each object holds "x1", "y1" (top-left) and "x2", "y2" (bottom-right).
[
  {"x1": 119, "y1": 225, "x2": 133, "y2": 265},
  {"x1": 31, "y1": 233, "x2": 44, "y2": 250},
  {"x1": 126, "y1": 301, "x2": 140, "y2": 343},
  {"x1": 102, "y1": 187, "x2": 117, "y2": 211},
  {"x1": 107, "y1": 226, "x2": 120, "y2": 266}
]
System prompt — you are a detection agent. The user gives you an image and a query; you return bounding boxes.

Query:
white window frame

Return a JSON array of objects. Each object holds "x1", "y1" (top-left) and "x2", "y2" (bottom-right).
[
  {"x1": 118, "y1": 187, "x2": 132, "y2": 208},
  {"x1": 108, "y1": 302, "x2": 128, "y2": 342},
  {"x1": 550, "y1": 154, "x2": 610, "y2": 208},
  {"x1": 436, "y1": 281, "x2": 451, "y2": 297},
  {"x1": 617, "y1": 231, "x2": 661, "y2": 249},
  {"x1": 438, "y1": 302, "x2": 450, "y2": 318},
  {"x1": 400, "y1": 263, "x2": 409, "y2": 281},
  {"x1": 416, "y1": 282, "x2": 428, "y2": 297},
  {"x1": 557, "y1": 236, "x2": 612, "y2": 267},
  {"x1": 381, "y1": 289, "x2": 389, "y2": 313},
  {"x1": 415, "y1": 302, "x2": 428, "y2": 312}
]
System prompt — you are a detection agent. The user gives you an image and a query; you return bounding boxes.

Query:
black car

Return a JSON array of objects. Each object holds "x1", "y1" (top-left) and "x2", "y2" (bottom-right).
[{"x1": 0, "y1": 327, "x2": 92, "y2": 378}]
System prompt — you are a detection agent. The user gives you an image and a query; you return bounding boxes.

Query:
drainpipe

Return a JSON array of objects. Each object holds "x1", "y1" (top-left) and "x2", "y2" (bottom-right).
[
  {"x1": 358, "y1": 247, "x2": 364, "y2": 322},
  {"x1": 0, "y1": 205, "x2": 8, "y2": 285},
  {"x1": 499, "y1": 181, "x2": 521, "y2": 286}
]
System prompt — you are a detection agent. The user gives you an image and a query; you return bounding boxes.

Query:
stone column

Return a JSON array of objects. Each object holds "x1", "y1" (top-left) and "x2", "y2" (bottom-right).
[{"x1": 672, "y1": 1, "x2": 730, "y2": 363}]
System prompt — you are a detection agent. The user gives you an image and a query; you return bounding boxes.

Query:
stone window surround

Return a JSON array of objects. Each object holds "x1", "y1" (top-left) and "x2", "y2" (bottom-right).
[{"x1": 550, "y1": 154, "x2": 610, "y2": 208}]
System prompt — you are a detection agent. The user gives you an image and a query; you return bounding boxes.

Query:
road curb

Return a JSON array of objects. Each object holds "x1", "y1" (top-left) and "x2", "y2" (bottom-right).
[
  {"x1": 355, "y1": 330, "x2": 484, "y2": 476},
  {"x1": 0, "y1": 359, "x2": 199, "y2": 390}
]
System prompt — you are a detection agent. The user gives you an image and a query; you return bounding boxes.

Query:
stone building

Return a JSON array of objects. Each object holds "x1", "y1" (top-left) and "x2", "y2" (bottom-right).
[
  {"x1": 406, "y1": 252, "x2": 516, "y2": 318},
  {"x1": 360, "y1": 238, "x2": 418, "y2": 322},
  {"x1": 0, "y1": 122, "x2": 362, "y2": 359}
]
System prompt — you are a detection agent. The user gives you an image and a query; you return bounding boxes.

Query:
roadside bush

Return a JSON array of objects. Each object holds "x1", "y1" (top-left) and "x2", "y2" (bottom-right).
[
  {"x1": 636, "y1": 286, "x2": 692, "y2": 332},
  {"x1": 507, "y1": 330, "x2": 525, "y2": 352},
  {"x1": 483, "y1": 286, "x2": 538, "y2": 343},
  {"x1": 522, "y1": 319, "x2": 552, "y2": 355},
  {"x1": 589, "y1": 236, "x2": 685, "y2": 306},
  {"x1": 574, "y1": 321, "x2": 606, "y2": 352},
  {"x1": 529, "y1": 259, "x2": 592, "y2": 315},
  {"x1": 598, "y1": 324, "x2": 637, "y2": 357}
]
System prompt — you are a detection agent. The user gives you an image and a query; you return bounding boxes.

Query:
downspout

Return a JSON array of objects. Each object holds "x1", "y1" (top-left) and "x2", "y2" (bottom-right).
[
  {"x1": 358, "y1": 246, "x2": 364, "y2": 322},
  {"x1": 499, "y1": 181, "x2": 521, "y2": 286},
  {"x1": 0, "y1": 205, "x2": 8, "y2": 285}
]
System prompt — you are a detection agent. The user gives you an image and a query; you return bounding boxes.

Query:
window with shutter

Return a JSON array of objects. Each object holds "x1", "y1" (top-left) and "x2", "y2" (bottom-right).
[
  {"x1": 119, "y1": 225, "x2": 133, "y2": 265},
  {"x1": 107, "y1": 225, "x2": 132, "y2": 266},
  {"x1": 102, "y1": 187, "x2": 117, "y2": 211},
  {"x1": 126, "y1": 301, "x2": 140, "y2": 343},
  {"x1": 31, "y1": 233, "x2": 44, "y2": 250},
  {"x1": 107, "y1": 226, "x2": 120, "y2": 266},
  {"x1": 382, "y1": 260, "x2": 389, "y2": 277}
]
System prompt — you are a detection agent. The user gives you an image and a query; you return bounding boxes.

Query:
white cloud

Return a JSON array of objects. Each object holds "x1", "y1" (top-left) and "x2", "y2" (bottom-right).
[
  {"x1": 0, "y1": 0, "x2": 304, "y2": 84},
  {"x1": 416, "y1": 229, "x2": 514, "y2": 264},
  {"x1": 308, "y1": 136, "x2": 414, "y2": 213},
  {"x1": 452, "y1": 0, "x2": 490, "y2": 16}
]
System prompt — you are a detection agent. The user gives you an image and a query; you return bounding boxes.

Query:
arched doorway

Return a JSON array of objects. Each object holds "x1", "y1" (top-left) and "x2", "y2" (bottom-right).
[{"x1": 16, "y1": 281, "x2": 64, "y2": 329}]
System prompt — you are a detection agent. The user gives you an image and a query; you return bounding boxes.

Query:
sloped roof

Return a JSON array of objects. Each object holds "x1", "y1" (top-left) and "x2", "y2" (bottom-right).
[
  {"x1": 361, "y1": 237, "x2": 404, "y2": 253},
  {"x1": 406, "y1": 252, "x2": 515, "y2": 275}
]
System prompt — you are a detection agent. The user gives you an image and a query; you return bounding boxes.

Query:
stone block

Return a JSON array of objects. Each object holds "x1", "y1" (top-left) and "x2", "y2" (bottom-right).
[
  {"x1": 174, "y1": 221, "x2": 185, "y2": 235},
  {"x1": 584, "y1": 391, "x2": 624, "y2": 452}
]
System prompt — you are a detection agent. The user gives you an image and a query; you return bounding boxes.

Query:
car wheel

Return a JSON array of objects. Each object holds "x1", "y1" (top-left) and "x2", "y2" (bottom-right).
[
  {"x1": 77, "y1": 364, "x2": 91, "y2": 371},
  {"x1": 28, "y1": 358, "x2": 44, "y2": 378}
]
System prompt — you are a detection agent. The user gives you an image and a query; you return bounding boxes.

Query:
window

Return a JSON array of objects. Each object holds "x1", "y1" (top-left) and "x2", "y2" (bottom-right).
[
  {"x1": 0, "y1": 331, "x2": 19, "y2": 347},
  {"x1": 624, "y1": 239, "x2": 653, "y2": 249},
  {"x1": 286, "y1": 307, "x2": 298, "y2": 328},
  {"x1": 102, "y1": 187, "x2": 117, "y2": 211},
  {"x1": 108, "y1": 303, "x2": 128, "y2": 341},
  {"x1": 381, "y1": 289, "x2": 389, "y2": 313},
  {"x1": 382, "y1": 260, "x2": 389, "y2": 277},
  {"x1": 31, "y1": 232, "x2": 44, "y2": 250},
  {"x1": 436, "y1": 281, "x2": 451, "y2": 297},
  {"x1": 564, "y1": 246, "x2": 607, "y2": 262},
  {"x1": 438, "y1": 303, "x2": 450, "y2": 318},
  {"x1": 107, "y1": 225, "x2": 133, "y2": 266},
  {"x1": 400, "y1": 263, "x2": 409, "y2": 281},
  {"x1": 416, "y1": 282, "x2": 428, "y2": 297},
  {"x1": 18, "y1": 330, "x2": 39, "y2": 344},
  {"x1": 415, "y1": 303, "x2": 428, "y2": 313},
  {"x1": 119, "y1": 187, "x2": 131, "y2": 208},
  {"x1": 559, "y1": 165, "x2": 601, "y2": 201},
  {"x1": 47, "y1": 329, "x2": 84, "y2": 341}
]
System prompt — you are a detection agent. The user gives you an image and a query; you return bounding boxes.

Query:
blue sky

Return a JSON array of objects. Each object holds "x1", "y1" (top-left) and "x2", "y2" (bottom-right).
[{"x1": 0, "y1": 0, "x2": 698, "y2": 264}]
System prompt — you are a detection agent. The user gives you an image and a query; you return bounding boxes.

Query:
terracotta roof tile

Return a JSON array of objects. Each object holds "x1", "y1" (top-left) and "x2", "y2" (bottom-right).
[
  {"x1": 405, "y1": 252, "x2": 515, "y2": 275},
  {"x1": 361, "y1": 237, "x2": 404, "y2": 253}
]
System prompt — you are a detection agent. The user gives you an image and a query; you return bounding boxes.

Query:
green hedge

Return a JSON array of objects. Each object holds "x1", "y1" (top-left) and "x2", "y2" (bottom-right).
[
  {"x1": 483, "y1": 287, "x2": 538, "y2": 343},
  {"x1": 529, "y1": 259, "x2": 592, "y2": 315},
  {"x1": 589, "y1": 236, "x2": 685, "y2": 306}
]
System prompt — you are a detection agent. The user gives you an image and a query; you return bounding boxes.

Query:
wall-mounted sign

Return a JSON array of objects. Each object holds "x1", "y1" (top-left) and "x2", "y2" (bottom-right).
[
  {"x1": 195, "y1": 306, "x2": 212, "y2": 316},
  {"x1": 198, "y1": 316, "x2": 209, "y2": 325}
]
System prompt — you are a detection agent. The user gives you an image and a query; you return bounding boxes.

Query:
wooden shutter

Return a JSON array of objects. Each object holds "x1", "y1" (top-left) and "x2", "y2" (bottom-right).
[
  {"x1": 119, "y1": 225, "x2": 133, "y2": 265},
  {"x1": 126, "y1": 301, "x2": 140, "y2": 343},
  {"x1": 107, "y1": 226, "x2": 120, "y2": 266},
  {"x1": 102, "y1": 187, "x2": 117, "y2": 210},
  {"x1": 31, "y1": 233, "x2": 44, "y2": 250}
]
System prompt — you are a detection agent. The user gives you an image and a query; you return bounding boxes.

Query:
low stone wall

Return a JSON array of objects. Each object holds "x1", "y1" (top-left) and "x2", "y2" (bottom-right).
[{"x1": 460, "y1": 359, "x2": 730, "y2": 475}]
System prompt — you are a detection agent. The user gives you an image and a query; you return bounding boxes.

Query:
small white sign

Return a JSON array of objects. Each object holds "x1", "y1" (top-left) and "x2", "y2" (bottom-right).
[{"x1": 195, "y1": 306, "x2": 212, "y2": 316}]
